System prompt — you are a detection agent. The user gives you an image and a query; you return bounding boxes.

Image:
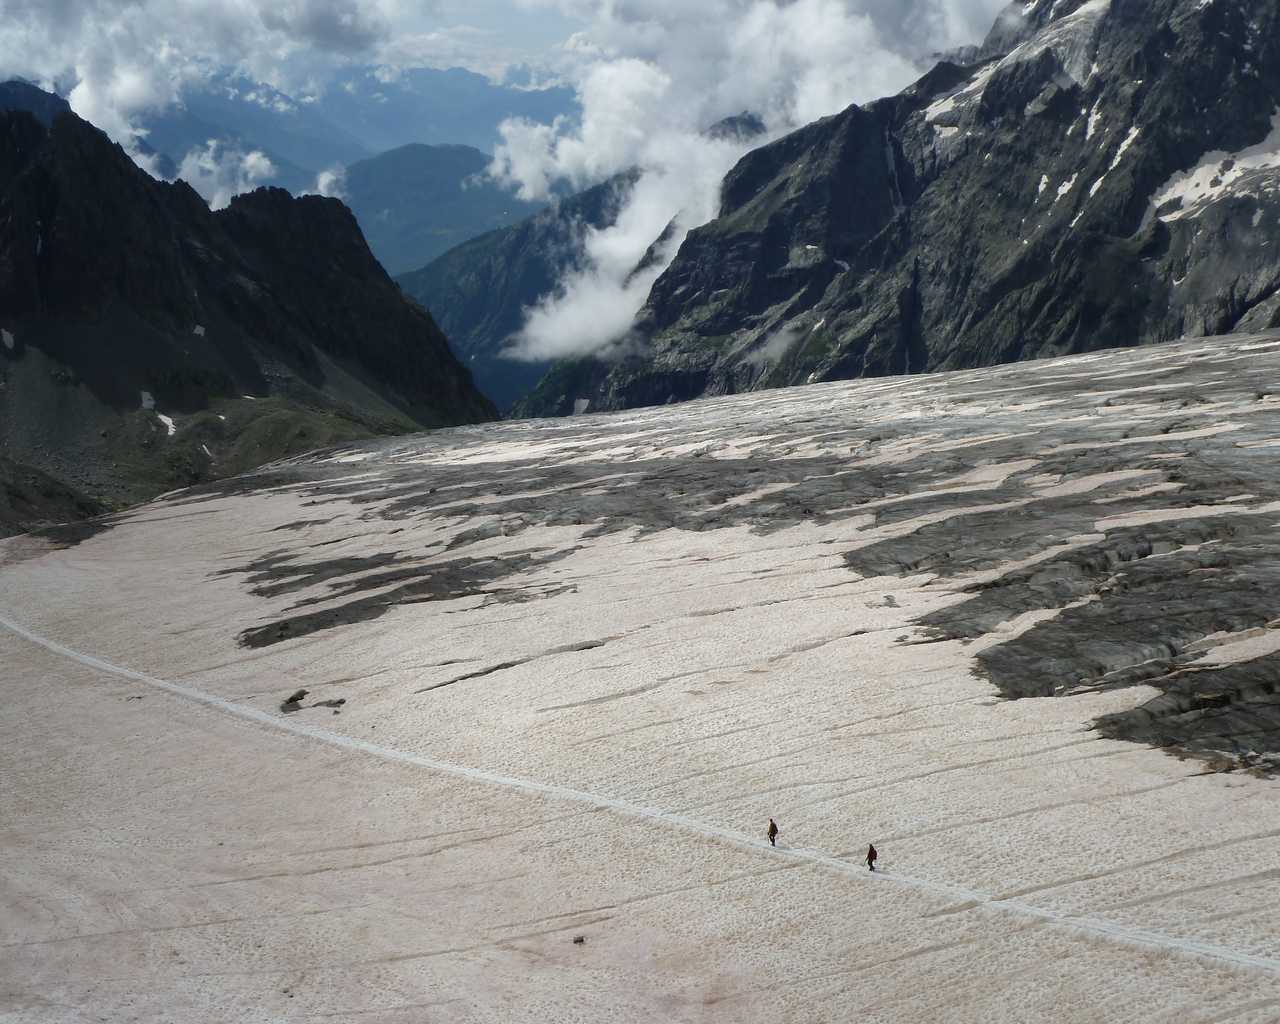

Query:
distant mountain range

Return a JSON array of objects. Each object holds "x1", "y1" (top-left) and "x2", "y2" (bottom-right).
[
  {"x1": 397, "y1": 173, "x2": 637, "y2": 411},
  {"x1": 138, "y1": 74, "x2": 370, "y2": 192},
  {"x1": 0, "y1": 89, "x2": 495, "y2": 535},
  {"x1": 5, "y1": 69, "x2": 567, "y2": 289},
  {"x1": 344, "y1": 143, "x2": 546, "y2": 276},
  {"x1": 397, "y1": 113, "x2": 768, "y2": 413},
  {"x1": 129, "y1": 70, "x2": 570, "y2": 280},
  {"x1": 135, "y1": 67, "x2": 576, "y2": 185},
  {"x1": 309, "y1": 66, "x2": 576, "y2": 156}
]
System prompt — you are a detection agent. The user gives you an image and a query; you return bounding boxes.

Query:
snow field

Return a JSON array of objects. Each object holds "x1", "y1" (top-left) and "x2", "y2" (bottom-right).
[{"x1": 4, "y1": 333, "x2": 1280, "y2": 1021}]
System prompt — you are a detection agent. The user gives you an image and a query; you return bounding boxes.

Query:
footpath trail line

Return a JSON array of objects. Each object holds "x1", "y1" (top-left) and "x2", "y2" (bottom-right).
[{"x1": 5, "y1": 609, "x2": 1279, "y2": 977}]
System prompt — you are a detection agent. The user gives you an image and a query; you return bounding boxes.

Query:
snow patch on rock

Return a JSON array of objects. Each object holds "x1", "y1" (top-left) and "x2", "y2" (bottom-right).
[
  {"x1": 1086, "y1": 99, "x2": 1105, "y2": 140},
  {"x1": 1154, "y1": 110, "x2": 1280, "y2": 221},
  {"x1": 1001, "y1": 0, "x2": 1113, "y2": 86},
  {"x1": 1109, "y1": 125, "x2": 1141, "y2": 170},
  {"x1": 924, "y1": 64, "x2": 998, "y2": 126}
]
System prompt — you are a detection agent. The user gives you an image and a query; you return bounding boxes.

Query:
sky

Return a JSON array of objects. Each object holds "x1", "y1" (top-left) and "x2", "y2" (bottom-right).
[
  {"x1": 0, "y1": 0, "x2": 1011, "y2": 360},
  {"x1": 435, "y1": 0, "x2": 586, "y2": 66},
  {"x1": 0, "y1": 0, "x2": 1009, "y2": 159},
  {"x1": 368, "y1": 1, "x2": 591, "y2": 80}
]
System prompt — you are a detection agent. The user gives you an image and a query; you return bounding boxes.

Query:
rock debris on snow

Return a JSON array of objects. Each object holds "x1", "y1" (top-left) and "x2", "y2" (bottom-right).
[{"x1": 5, "y1": 333, "x2": 1280, "y2": 1022}]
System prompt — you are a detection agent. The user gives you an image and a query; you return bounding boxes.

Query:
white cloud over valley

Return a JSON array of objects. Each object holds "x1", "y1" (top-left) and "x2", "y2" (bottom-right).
[
  {"x1": 492, "y1": 0, "x2": 1009, "y2": 362},
  {"x1": 2, "y1": 0, "x2": 1010, "y2": 357}
]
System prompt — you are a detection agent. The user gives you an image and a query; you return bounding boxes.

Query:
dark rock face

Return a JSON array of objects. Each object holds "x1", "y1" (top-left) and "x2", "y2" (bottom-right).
[
  {"x1": 519, "y1": 0, "x2": 1280, "y2": 416},
  {"x1": 0, "y1": 99, "x2": 495, "y2": 531},
  {"x1": 2, "y1": 78, "x2": 180, "y2": 179},
  {"x1": 397, "y1": 173, "x2": 638, "y2": 411}
]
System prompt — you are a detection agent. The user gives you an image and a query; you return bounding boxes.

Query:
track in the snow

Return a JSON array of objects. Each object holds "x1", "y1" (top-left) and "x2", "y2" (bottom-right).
[{"x1": 5, "y1": 609, "x2": 1278, "y2": 978}]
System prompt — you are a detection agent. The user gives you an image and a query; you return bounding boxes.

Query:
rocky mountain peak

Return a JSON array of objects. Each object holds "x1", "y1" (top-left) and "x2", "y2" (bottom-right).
[
  {"x1": 706, "y1": 111, "x2": 768, "y2": 143},
  {"x1": 514, "y1": 0, "x2": 1280, "y2": 418},
  {"x1": 0, "y1": 94, "x2": 494, "y2": 531}
]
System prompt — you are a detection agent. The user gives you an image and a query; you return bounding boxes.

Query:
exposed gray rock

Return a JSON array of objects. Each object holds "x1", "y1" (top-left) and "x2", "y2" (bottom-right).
[
  {"x1": 0, "y1": 454, "x2": 104, "y2": 537},
  {"x1": 173, "y1": 331, "x2": 1280, "y2": 763},
  {"x1": 519, "y1": 0, "x2": 1280, "y2": 416},
  {"x1": 223, "y1": 547, "x2": 579, "y2": 648}
]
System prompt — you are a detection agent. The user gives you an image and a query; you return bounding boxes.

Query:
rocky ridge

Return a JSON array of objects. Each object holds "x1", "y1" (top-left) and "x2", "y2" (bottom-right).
[
  {"x1": 0, "y1": 97, "x2": 495, "y2": 534},
  {"x1": 517, "y1": 0, "x2": 1280, "y2": 415}
]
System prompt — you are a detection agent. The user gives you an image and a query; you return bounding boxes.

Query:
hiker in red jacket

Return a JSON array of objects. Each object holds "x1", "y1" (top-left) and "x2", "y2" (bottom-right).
[
  {"x1": 767, "y1": 818, "x2": 779, "y2": 847},
  {"x1": 865, "y1": 843, "x2": 878, "y2": 871}
]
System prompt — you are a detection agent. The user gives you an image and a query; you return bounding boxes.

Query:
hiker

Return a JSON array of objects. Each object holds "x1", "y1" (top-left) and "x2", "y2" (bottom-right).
[
  {"x1": 767, "y1": 818, "x2": 779, "y2": 847},
  {"x1": 865, "y1": 843, "x2": 878, "y2": 871}
]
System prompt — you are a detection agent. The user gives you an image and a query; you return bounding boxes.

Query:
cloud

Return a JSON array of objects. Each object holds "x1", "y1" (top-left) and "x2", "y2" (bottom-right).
[
  {"x1": 741, "y1": 324, "x2": 803, "y2": 368},
  {"x1": 0, "y1": 0, "x2": 586, "y2": 160},
  {"x1": 3, "y1": 0, "x2": 1012, "y2": 363},
  {"x1": 0, "y1": 0, "x2": 410, "y2": 153},
  {"x1": 493, "y1": 0, "x2": 1009, "y2": 361},
  {"x1": 307, "y1": 165, "x2": 348, "y2": 198},
  {"x1": 513, "y1": 261, "x2": 662, "y2": 363},
  {"x1": 259, "y1": 0, "x2": 393, "y2": 55},
  {"x1": 506, "y1": 131, "x2": 747, "y2": 362},
  {"x1": 495, "y1": 57, "x2": 675, "y2": 201},
  {"x1": 178, "y1": 140, "x2": 277, "y2": 209}
]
